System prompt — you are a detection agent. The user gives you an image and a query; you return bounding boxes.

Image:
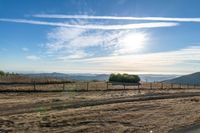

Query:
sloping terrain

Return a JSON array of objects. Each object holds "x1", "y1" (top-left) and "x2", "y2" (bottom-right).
[
  {"x1": 165, "y1": 72, "x2": 200, "y2": 85},
  {"x1": 20, "y1": 72, "x2": 178, "y2": 82},
  {"x1": 21, "y1": 73, "x2": 110, "y2": 81}
]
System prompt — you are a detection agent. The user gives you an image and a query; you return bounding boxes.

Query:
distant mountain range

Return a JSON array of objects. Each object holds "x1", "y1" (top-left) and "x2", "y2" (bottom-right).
[
  {"x1": 20, "y1": 72, "x2": 179, "y2": 82},
  {"x1": 165, "y1": 72, "x2": 200, "y2": 85},
  {"x1": 139, "y1": 74, "x2": 179, "y2": 82},
  {"x1": 18, "y1": 72, "x2": 200, "y2": 85},
  {"x1": 20, "y1": 73, "x2": 109, "y2": 81}
]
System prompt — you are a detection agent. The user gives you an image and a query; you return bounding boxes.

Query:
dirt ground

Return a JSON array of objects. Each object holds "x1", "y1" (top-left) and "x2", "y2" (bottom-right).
[{"x1": 1, "y1": 90, "x2": 200, "y2": 133}]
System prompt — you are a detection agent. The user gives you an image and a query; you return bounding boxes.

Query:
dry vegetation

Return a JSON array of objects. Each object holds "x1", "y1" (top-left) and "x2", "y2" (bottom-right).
[
  {"x1": 0, "y1": 89, "x2": 200, "y2": 132},
  {"x1": 0, "y1": 75, "x2": 62, "y2": 83},
  {"x1": 1, "y1": 79, "x2": 200, "y2": 132},
  {"x1": 1, "y1": 80, "x2": 200, "y2": 92}
]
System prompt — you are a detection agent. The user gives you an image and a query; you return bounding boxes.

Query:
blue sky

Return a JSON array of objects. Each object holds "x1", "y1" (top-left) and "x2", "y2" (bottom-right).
[{"x1": 1, "y1": 0, "x2": 200, "y2": 74}]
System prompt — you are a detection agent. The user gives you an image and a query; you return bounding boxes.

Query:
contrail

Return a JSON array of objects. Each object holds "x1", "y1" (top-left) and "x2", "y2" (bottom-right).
[
  {"x1": 0, "y1": 18, "x2": 178, "y2": 30},
  {"x1": 34, "y1": 14, "x2": 200, "y2": 22}
]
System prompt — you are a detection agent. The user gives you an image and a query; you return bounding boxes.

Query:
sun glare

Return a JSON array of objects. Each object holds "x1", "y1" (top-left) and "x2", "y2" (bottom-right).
[{"x1": 118, "y1": 32, "x2": 148, "y2": 54}]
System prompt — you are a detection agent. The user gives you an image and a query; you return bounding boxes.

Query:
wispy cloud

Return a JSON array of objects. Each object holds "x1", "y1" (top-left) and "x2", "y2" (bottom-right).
[
  {"x1": 2, "y1": 15, "x2": 199, "y2": 74},
  {"x1": 26, "y1": 55, "x2": 40, "y2": 60},
  {"x1": 0, "y1": 18, "x2": 178, "y2": 30},
  {"x1": 39, "y1": 45, "x2": 200, "y2": 74},
  {"x1": 43, "y1": 24, "x2": 200, "y2": 74},
  {"x1": 44, "y1": 27, "x2": 149, "y2": 59},
  {"x1": 78, "y1": 46, "x2": 200, "y2": 73},
  {"x1": 84, "y1": 46, "x2": 200, "y2": 64},
  {"x1": 22, "y1": 47, "x2": 29, "y2": 52},
  {"x1": 34, "y1": 14, "x2": 200, "y2": 22},
  {"x1": 0, "y1": 48, "x2": 7, "y2": 52}
]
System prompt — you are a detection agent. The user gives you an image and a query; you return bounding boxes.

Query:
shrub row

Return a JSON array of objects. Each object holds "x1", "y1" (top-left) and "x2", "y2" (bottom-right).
[
  {"x1": 0, "y1": 70, "x2": 17, "y2": 76},
  {"x1": 109, "y1": 73, "x2": 140, "y2": 83}
]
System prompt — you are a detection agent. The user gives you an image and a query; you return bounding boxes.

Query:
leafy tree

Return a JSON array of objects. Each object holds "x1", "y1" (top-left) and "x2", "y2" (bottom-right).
[
  {"x1": 0, "y1": 70, "x2": 5, "y2": 76},
  {"x1": 109, "y1": 73, "x2": 140, "y2": 83},
  {"x1": 0, "y1": 71, "x2": 17, "y2": 76}
]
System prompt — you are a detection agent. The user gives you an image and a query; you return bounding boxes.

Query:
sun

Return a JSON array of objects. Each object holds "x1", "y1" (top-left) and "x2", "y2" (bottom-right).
[{"x1": 118, "y1": 31, "x2": 148, "y2": 54}]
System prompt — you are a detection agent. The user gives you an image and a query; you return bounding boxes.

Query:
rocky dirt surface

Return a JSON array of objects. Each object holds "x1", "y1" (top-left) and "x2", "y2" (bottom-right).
[{"x1": 1, "y1": 90, "x2": 200, "y2": 133}]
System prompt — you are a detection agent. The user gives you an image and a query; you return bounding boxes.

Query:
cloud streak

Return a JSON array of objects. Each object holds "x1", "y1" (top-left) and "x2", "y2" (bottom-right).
[
  {"x1": 84, "y1": 46, "x2": 200, "y2": 65},
  {"x1": 0, "y1": 18, "x2": 178, "y2": 30},
  {"x1": 44, "y1": 27, "x2": 150, "y2": 60},
  {"x1": 41, "y1": 45, "x2": 200, "y2": 74},
  {"x1": 26, "y1": 55, "x2": 40, "y2": 61},
  {"x1": 78, "y1": 46, "x2": 200, "y2": 74},
  {"x1": 22, "y1": 47, "x2": 29, "y2": 52},
  {"x1": 43, "y1": 25, "x2": 200, "y2": 74},
  {"x1": 34, "y1": 14, "x2": 200, "y2": 22}
]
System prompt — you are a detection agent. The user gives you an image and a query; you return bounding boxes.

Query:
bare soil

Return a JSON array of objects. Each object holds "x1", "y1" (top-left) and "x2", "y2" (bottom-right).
[{"x1": 1, "y1": 90, "x2": 200, "y2": 133}]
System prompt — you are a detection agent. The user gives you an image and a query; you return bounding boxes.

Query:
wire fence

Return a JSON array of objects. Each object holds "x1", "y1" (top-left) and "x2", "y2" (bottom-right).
[{"x1": 0, "y1": 81, "x2": 200, "y2": 92}]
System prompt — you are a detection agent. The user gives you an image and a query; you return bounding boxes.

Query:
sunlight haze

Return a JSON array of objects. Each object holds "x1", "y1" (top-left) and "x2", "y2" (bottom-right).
[{"x1": 0, "y1": 0, "x2": 200, "y2": 74}]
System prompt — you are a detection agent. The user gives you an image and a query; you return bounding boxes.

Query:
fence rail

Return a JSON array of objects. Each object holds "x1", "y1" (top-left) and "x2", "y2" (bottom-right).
[
  {"x1": 0, "y1": 81, "x2": 199, "y2": 92},
  {"x1": 0, "y1": 81, "x2": 73, "y2": 85}
]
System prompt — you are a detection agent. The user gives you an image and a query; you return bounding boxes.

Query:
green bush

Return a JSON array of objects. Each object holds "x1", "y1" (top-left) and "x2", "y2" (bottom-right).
[
  {"x1": 0, "y1": 70, "x2": 5, "y2": 76},
  {"x1": 0, "y1": 70, "x2": 17, "y2": 76},
  {"x1": 109, "y1": 73, "x2": 140, "y2": 83}
]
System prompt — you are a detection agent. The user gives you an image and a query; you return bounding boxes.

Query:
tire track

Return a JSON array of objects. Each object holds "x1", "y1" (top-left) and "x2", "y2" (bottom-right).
[{"x1": 1, "y1": 92, "x2": 200, "y2": 116}]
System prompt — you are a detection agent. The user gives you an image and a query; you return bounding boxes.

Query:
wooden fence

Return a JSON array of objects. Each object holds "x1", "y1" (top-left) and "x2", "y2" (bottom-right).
[{"x1": 0, "y1": 81, "x2": 199, "y2": 92}]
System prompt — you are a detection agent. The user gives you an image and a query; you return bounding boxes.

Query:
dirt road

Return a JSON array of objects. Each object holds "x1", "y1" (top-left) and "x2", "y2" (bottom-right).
[{"x1": 1, "y1": 91, "x2": 200, "y2": 133}]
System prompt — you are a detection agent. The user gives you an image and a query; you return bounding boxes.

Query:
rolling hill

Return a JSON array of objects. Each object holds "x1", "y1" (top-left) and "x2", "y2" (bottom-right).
[
  {"x1": 20, "y1": 73, "x2": 109, "y2": 81},
  {"x1": 19, "y1": 73, "x2": 178, "y2": 82},
  {"x1": 165, "y1": 72, "x2": 200, "y2": 85}
]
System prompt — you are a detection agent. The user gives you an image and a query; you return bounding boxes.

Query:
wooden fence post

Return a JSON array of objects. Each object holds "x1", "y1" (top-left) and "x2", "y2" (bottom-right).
[
  {"x1": 138, "y1": 83, "x2": 141, "y2": 93},
  {"x1": 87, "y1": 82, "x2": 89, "y2": 91},
  {"x1": 138, "y1": 83, "x2": 140, "y2": 89},
  {"x1": 106, "y1": 82, "x2": 109, "y2": 90},
  {"x1": 123, "y1": 83, "x2": 125, "y2": 89},
  {"x1": 63, "y1": 83, "x2": 65, "y2": 91},
  {"x1": 33, "y1": 81, "x2": 36, "y2": 91},
  {"x1": 171, "y1": 83, "x2": 173, "y2": 89},
  {"x1": 150, "y1": 82, "x2": 152, "y2": 89}
]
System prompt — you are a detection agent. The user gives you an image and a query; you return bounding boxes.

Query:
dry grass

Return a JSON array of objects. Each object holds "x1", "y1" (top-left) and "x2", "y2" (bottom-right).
[
  {"x1": 1, "y1": 80, "x2": 200, "y2": 132},
  {"x1": 1, "y1": 81, "x2": 200, "y2": 92},
  {"x1": 1, "y1": 90, "x2": 200, "y2": 132},
  {"x1": 0, "y1": 75, "x2": 61, "y2": 83}
]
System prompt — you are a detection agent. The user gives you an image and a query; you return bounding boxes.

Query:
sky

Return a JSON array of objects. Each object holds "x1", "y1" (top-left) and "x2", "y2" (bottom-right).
[{"x1": 1, "y1": 0, "x2": 200, "y2": 74}]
